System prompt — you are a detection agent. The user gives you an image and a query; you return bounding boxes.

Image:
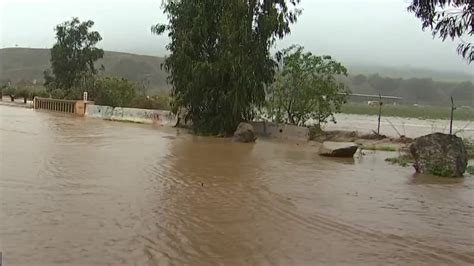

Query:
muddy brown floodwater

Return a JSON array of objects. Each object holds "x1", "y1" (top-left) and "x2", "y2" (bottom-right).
[{"x1": 1, "y1": 105, "x2": 473, "y2": 266}]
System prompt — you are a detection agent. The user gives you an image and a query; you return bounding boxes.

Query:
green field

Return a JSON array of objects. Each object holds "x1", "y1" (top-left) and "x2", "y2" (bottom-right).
[{"x1": 341, "y1": 103, "x2": 474, "y2": 121}]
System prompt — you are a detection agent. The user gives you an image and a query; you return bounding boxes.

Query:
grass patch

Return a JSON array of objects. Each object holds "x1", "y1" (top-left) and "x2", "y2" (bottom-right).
[
  {"x1": 430, "y1": 165, "x2": 456, "y2": 177},
  {"x1": 385, "y1": 154, "x2": 414, "y2": 167},
  {"x1": 341, "y1": 103, "x2": 474, "y2": 121}
]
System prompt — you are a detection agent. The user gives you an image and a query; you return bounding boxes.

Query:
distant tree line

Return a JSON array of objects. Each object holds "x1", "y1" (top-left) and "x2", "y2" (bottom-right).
[{"x1": 346, "y1": 73, "x2": 474, "y2": 106}]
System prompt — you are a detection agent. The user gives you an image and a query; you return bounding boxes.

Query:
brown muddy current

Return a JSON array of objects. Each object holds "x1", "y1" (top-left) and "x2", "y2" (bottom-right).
[{"x1": 1, "y1": 105, "x2": 473, "y2": 265}]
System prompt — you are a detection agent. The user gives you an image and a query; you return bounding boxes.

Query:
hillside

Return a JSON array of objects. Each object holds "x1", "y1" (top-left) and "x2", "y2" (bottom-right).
[
  {"x1": 0, "y1": 48, "x2": 169, "y2": 89},
  {"x1": 1, "y1": 48, "x2": 473, "y2": 102},
  {"x1": 2, "y1": 47, "x2": 474, "y2": 86}
]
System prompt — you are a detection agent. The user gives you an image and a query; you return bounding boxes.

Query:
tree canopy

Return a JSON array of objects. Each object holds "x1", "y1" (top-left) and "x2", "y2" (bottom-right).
[
  {"x1": 92, "y1": 76, "x2": 136, "y2": 108},
  {"x1": 153, "y1": 0, "x2": 301, "y2": 135},
  {"x1": 45, "y1": 18, "x2": 104, "y2": 98},
  {"x1": 408, "y1": 0, "x2": 473, "y2": 63},
  {"x1": 266, "y1": 46, "x2": 349, "y2": 127}
]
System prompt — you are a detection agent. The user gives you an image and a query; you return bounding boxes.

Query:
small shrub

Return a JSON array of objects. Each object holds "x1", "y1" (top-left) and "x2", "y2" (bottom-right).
[
  {"x1": 30, "y1": 88, "x2": 49, "y2": 98},
  {"x1": 467, "y1": 166, "x2": 474, "y2": 175},
  {"x1": 431, "y1": 165, "x2": 454, "y2": 177},
  {"x1": 464, "y1": 139, "x2": 474, "y2": 159},
  {"x1": 50, "y1": 89, "x2": 66, "y2": 99},
  {"x1": 129, "y1": 93, "x2": 171, "y2": 110}
]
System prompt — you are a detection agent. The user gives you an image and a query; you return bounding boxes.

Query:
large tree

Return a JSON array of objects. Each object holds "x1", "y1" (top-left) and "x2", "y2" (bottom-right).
[
  {"x1": 408, "y1": 0, "x2": 473, "y2": 63},
  {"x1": 45, "y1": 18, "x2": 104, "y2": 98},
  {"x1": 153, "y1": 0, "x2": 301, "y2": 135}
]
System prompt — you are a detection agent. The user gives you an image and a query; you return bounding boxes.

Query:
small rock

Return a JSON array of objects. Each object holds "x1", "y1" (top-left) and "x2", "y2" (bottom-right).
[
  {"x1": 233, "y1": 122, "x2": 257, "y2": 143},
  {"x1": 319, "y1": 142, "x2": 359, "y2": 158}
]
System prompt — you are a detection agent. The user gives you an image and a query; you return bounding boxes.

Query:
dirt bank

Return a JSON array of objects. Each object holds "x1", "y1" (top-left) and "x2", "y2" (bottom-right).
[{"x1": 312, "y1": 130, "x2": 413, "y2": 151}]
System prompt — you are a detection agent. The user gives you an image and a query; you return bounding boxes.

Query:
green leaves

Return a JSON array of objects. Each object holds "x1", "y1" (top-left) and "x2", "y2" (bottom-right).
[
  {"x1": 267, "y1": 45, "x2": 350, "y2": 127},
  {"x1": 93, "y1": 76, "x2": 136, "y2": 108},
  {"x1": 157, "y1": 0, "x2": 301, "y2": 135},
  {"x1": 151, "y1": 24, "x2": 167, "y2": 35},
  {"x1": 46, "y1": 18, "x2": 104, "y2": 98},
  {"x1": 408, "y1": 0, "x2": 473, "y2": 63}
]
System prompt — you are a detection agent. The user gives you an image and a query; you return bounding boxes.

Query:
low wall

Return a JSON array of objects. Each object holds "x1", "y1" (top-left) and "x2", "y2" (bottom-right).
[
  {"x1": 85, "y1": 104, "x2": 177, "y2": 126},
  {"x1": 250, "y1": 121, "x2": 309, "y2": 142}
]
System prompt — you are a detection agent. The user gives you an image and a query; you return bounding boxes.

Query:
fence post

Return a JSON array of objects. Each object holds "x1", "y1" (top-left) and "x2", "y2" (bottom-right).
[
  {"x1": 450, "y1": 96, "x2": 455, "y2": 135},
  {"x1": 377, "y1": 94, "x2": 383, "y2": 135}
]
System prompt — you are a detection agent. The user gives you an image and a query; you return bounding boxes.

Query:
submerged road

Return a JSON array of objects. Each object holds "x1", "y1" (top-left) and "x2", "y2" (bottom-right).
[{"x1": 1, "y1": 105, "x2": 473, "y2": 265}]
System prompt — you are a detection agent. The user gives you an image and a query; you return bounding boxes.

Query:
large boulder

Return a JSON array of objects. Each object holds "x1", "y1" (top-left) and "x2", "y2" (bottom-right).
[
  {"x1": 233, "y1": 122, "x2": 257, "y2": 143},
  {"x1": 319, "y1": 142, "x2": 359, "y2": 158},
  {"x1": 409, "y1": 133, "x2": 468, "y2": 177}
]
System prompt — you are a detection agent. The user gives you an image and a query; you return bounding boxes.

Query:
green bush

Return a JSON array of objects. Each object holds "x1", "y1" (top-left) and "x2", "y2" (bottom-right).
[
  {"x1": 93, "y1": 76, "x2": 136, "y2": 107},
  {"x1": 30, "y1": 88, "x2": 49, "y2": 98},
  {"x1": 129, "y1": 93, "x2": 171, "y2": 110}
]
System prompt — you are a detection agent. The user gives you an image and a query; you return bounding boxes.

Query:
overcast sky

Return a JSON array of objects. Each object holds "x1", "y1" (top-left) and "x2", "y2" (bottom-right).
[{"x1": 1, "y1": 0, "x2": 473, "y2": 74}]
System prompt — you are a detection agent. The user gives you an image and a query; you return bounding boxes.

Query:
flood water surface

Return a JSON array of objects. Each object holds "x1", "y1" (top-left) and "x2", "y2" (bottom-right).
[{"x1": 1, "y1": 106, "x2": 473, "y2": 265}]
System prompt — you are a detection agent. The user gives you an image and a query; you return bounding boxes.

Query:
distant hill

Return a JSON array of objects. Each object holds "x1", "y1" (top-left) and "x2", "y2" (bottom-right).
[
  {"x1": 1, "y1": 48, "x2": 473, "y2": 90},
  {"x1": 0, "y1": 48, "x2": 169, "y2": 89}
]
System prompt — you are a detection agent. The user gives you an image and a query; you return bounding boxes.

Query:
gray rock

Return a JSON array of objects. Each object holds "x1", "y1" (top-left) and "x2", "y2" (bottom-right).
[
  {"x1": 409, "y1": 133, "x2": 468, "y2": 177},
  {"x1": 319, "y1": 142, "x2": 359, "y2": 157},
  {"x1": 233, "y1": 122, "x2": 257, "y2": 143}
]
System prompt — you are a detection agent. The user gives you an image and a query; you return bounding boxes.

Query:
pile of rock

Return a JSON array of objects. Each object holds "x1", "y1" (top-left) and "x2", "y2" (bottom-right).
[{"x1": 233, "y1": 123, "x2": 257, "y2": 143}]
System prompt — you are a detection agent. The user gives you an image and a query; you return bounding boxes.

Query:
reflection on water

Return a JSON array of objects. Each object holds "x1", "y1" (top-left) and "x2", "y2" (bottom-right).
[{"x1": 1, "y1": 106, "x2": 473, "y2": 265}]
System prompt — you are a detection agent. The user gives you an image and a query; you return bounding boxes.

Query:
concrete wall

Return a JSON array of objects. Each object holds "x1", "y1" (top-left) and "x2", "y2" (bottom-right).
[
  {"x1": 85, "y1": 104, "x2": 177, "y2": 126},
  {"x1": 85, "y1": 105, "x2": 307, "y2": 137},
  {"x1": 250, "y1": 121, "x2": 309, "y2": 142},
  {"x1": 74, "y1": 101, "x2": 87, "y2": 116}
]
